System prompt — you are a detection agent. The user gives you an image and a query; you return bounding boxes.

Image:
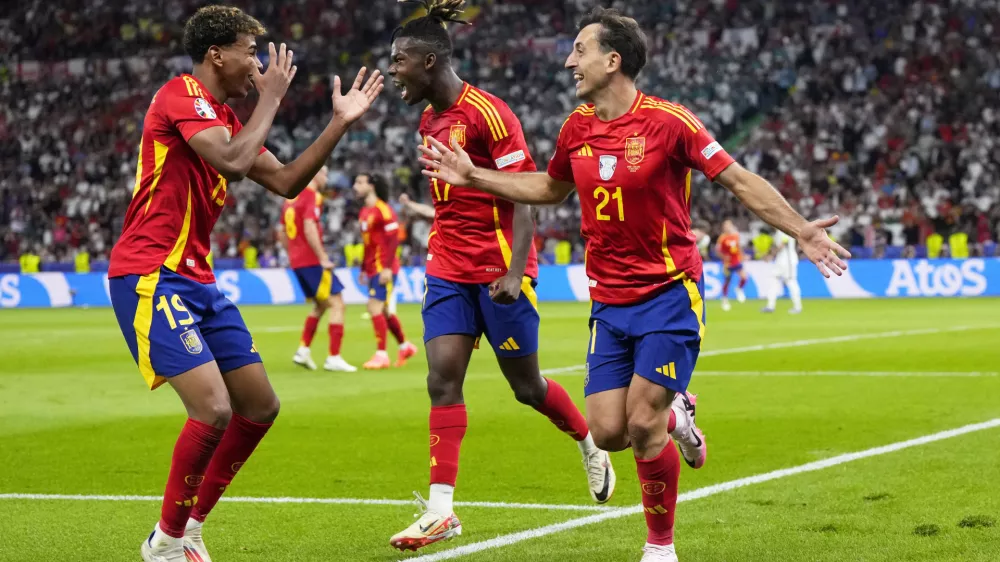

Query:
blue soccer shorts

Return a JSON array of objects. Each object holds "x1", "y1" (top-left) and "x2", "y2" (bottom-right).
[
  {"x1": 109, "y1": 266, "x2": 261, "y2": 390},
  {"x1": 585, "y1": 278, "x2": 706, "y2": 396},
  {"x1": 368, "y1": 272, "x2": 397, "y2": 302},
  {"x1": 422, "y1": 275, "x2": 539, "y2": 358},
  {"x1": 723, "y1": 263, "x2": 744, "y2": 277},
  {"x1": 293, "y1": 266, "x2": 343, "y2": 301}
]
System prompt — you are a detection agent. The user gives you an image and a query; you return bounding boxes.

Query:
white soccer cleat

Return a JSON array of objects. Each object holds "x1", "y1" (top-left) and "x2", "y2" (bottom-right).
[
  {"x1": 735, "y1": 287, "x2": 746, "y2": 303},
  {"x1": 720, "y1": 298, "x2": 731, "y2": 312},
  {"x1": 140, "y1": 523, "x2": 185, "y2": 562},
  {"x1": 789, "y1": 307, "x2": 802, "y2": 315},
  {"x1": 390, "y1": 493, "x2": 462, "y2": 551},
  {"x1": 292, "y1": 347, "x2": 317, "y2": 370},
  {"x1": 183, "y1": 518, "x2": 213, "y2": 562},
  {"x1": 671, "y1": 391, "x2": 707, "y2": 469},
  {"x1": 323, "y1": 355, "x2": 358, "y2": 372},
  {"x1": 641, "y1": 542, "x2": 679, "y2": 561},
  {"x1": 583, "y1": 449, "x2": 616, "y2": 504}
]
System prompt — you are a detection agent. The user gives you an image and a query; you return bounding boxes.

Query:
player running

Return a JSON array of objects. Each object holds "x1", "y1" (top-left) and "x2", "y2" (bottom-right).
[
  {"x1": 279, "y1": 166, "x2": 357, "y2": 372},
  {"x1": 418, "y1": 7, "x2": 849, "y2": 561},
  {"x1": 717, "y1": 219, "x2": 747, "y2": 311},
  {"x1": 763, "y1": 229, "x2": 803, "y2": 314},
  {"x1": 387, "y1": 0, "x2": 615, "y2": 551},
  {"x1": 106, "y1": 6, "x2": 382, "y2": 562},
  {"x1": 353, "y1": 172, "x2": 419, "y2": 369}
]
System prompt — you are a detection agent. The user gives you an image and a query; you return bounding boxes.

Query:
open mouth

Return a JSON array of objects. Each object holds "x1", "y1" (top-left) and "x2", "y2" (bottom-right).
[
  {"x1": 393, "y1": 79, "x2": 408, "y2": 100},
  {"x1": 573, "y1": 73, "x2": 584, "y2": 88}
]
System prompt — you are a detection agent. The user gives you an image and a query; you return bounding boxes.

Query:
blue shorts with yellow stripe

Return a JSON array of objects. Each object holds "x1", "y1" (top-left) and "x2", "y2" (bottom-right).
[
  {"x1": 109, "y1": 266, "x2": 261, "y2": 390},
  {"x1": 422, "y1": 275, "x2": 539, "y2": 358},
  {"x1": 585, "y1": 278, "x2": 706, "y2": 396},
  {"x1": 293, "y1": 266, "x2": 343, "y2": 301},
  {"x1": 368, "y1": 273, "x2": 396, "y2": 302}
]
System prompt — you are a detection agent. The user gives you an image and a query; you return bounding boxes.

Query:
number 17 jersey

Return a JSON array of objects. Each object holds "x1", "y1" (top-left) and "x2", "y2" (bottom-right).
[{"x1": 547, "y1": 91, "x2": 735, "y2": 305}]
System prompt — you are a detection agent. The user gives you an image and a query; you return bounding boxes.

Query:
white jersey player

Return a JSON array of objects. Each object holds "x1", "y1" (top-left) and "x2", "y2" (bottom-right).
[{"x1": 763, "y1": 230, "x2": 803, "y2": 313}]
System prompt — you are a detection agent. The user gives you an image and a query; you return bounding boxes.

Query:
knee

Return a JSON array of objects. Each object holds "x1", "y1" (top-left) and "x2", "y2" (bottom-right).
[
  {"x1": 588, "y1": 417, "x2": 629, "y2": 452},
  {"x1": 626, "y1": 410, "x2": 667, "y2": 453},
  {"x1": 248, "y1": 396, "x2": 281, "y2": 424},
  {"x1": 426, "y1": 369, "x2": 462, "y2": 405},
  {"x1": 196, "y1": 399, "x2": 233, "y2": 430},
  {"x1": 511, "y1": 379, "x2": 547, "y2": 408}
]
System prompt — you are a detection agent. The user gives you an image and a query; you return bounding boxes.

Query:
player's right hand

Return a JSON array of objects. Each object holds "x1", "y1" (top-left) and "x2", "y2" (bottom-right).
[
  {"x1": 320, "y1": 256, "x2": 334, "y2": 270},
  {"x1": 252, "y1": 42, "x2": 297, "y2": 102},
  {"x1": 418, "y1": 136, "x2": 475, "y2": 187},
  {"x1": 399, "y1": 193, "x2": 412, "y2": 207}
]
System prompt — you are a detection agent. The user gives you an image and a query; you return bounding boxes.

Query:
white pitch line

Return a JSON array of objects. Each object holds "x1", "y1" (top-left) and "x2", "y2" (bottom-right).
[
  {"x1": 696, "y1": 370, "x2": 999, "y2": 378},
  {"x1": 538, "y1": 325, "x2": 997, "y2": 376},
  {"x1": 0, "y1": 493, "x2": 611, "y2": 513},
  {"x1": 406, "y1": 417, "x2": 1000, "y2": 561}
]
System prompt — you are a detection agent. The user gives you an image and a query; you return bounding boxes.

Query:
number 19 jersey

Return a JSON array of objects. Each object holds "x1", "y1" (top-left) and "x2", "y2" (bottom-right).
[{"x1": 547, "y1": 91, "x2": 735, "y2": 305}]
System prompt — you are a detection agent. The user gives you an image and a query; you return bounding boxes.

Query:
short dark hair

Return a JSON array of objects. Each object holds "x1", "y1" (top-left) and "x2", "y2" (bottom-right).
[
  {"x1": 392, "y1": 0, "x2": 469, "y2": 61},
  {"x1": 578, "y1": 7, "x2": 647, "y2": 80},
  {"x1": 183, "y1": 5, "x2": 267, "y2": 63},
  {"x1": 361, "y1": 173, "x2": 391, "y2": 202}
]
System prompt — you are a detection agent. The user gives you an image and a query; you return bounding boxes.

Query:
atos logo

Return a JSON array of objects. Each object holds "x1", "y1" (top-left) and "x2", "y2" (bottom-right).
[{"x1": 885, "y1": 260, "x2": 987, "y2": 297}]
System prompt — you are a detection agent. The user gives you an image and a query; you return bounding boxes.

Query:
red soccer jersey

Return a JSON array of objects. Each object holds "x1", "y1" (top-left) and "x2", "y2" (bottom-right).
[
  {"x1": 717, "y1": 233, "x2": 743, "y2": 267},
  {"x1": 419, "y1": 83, "x2": 539, "y2": 284},
  {"x1": 109, "y1": 74, "x2": 266, "y2": 283},
  {"x1": 547, "y1": 91, "x2": 735, "y2": 305},
  {"x1": 280, "y1": 187, "x2": 324, "y2": 269},
  {"x1": 359, "y1": 199, "x2": 401, "y2": 276}
]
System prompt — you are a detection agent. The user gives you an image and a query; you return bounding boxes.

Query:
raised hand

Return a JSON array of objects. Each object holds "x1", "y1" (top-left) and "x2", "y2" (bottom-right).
[
  {"x1": 332, "y1": 67, "x2": 385, "y2": 125},
  {"x1": 252, "y1": 42, "x2": 297, "y2": 101},
  {"x1": 797, "y1": 216, "x2": 851, "y2": 278},
  {"x1": 418, "y1": 136, "x2": 476, "y2": 187}
]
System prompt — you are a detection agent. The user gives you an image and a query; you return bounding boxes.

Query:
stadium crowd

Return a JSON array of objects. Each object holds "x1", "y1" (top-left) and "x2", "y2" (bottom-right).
[{"x1": 2, "y1": 0, "x2": 999, "y2": 271}]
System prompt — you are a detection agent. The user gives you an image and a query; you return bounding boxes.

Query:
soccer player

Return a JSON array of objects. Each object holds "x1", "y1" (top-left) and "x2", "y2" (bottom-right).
[
  {"x1": 353, "y1": 172, "x2": 419, "y2": 369},
  {"x1": 279, "y1": 165, "x2": 357, "y2": 372},
  {"x1": 106, "y1": 6, "x2": 382, "y2": 562},
  {"x1": 716, "y1": 219, "x2": 747, "y2": 311},
  {"x1": 763, "y1": 229, "x2": 803, "y2": 314},
  {"x1": 386, "y1": 0, "x2": 615, "y2": 551},
  {"x1": 418, "y1": 7, "x2": 849, "y2": 561}
]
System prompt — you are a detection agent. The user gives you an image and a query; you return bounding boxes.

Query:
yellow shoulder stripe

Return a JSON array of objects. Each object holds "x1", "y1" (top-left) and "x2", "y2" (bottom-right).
[
  {"x1": 641, "y1": 101, "x2": 700, "y2": 133},
  {"x1": 376, "y1": 200, "x2": 393, "y2": 221},
  {"x1": 464, "y1": 89, "x2": 509, "y2": 142},
  {"x1": 630, "y1": 93, "x2": 645, "y2": 113}
]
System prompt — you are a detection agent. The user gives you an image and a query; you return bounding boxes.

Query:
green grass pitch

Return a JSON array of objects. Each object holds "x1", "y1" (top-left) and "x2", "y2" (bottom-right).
[{"x1": 1, "y1": 298, "x2": 999, "y2": 561}]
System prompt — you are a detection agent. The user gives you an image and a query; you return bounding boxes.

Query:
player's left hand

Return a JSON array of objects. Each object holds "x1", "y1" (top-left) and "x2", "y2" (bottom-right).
[
  {"x1": 489, "y1": 273, "x2": 522, "y2": 305},
  {"x1": 378, "y1": 269, "x2": 393, "y2": 286},
  {"x1": 332, "y1": 67, "x2": 385, "y2": 125},
  {"x1": 797, "y1": 216, "x2": 851, "y2": 278},
  {"x1": 418, "y1": 136, "x2": 476, "y2": 186}
]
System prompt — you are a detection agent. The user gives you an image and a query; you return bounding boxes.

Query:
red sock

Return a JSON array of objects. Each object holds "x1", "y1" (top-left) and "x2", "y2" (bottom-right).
[
  {"x1": 300, "y1": 315, "x2": 319, "y2": 347},
  {"x1": 738, "y1": 276, "x2": 747, "y2": 289},
  {"x1": 429, "y1": 404, "x2": 467, "y2": 486},
  {"x1": 636, "y1": 443, "x2": 681, "y2": 546},
  {"x1": 722, "y1": 277, "x2": 731, "y2": 296},
  {"x1": 386, "y1": 314, "x2": 406, "y2": 344},
  {"x1": 159, "y1": 419, "x2": 224, "y2": 538},
  {"x1": 190, "y1": 414, "x2": 272, "y2": 523},
  {"x1": 533, "y1": 378, "x2": 589, "y2": 441},
  {"x1": 668, "y1": 409, "x2": 676, "y2": 433},
  {"x1": 328, "y1": 323, "x2": 344, "y2": 356},
  {"x1": 371, "y1": 315, "x2": 388, "y2": 351}
]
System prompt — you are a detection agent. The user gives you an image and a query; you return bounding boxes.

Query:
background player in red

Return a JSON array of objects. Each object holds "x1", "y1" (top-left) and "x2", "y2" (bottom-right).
[
  {"x1": 386, "y1": 0, "x2": 614, "y2": 551},
  {"x1": 106, "y1": 6, "x2": 383, "y2": 561},
  {"x1": 419, "y1": 7, "x2": 850, "y2": 561},
  {"x1": 279, "y1": 165, "x2": 357, "y2": 372},
  {"x1": 353, "y1": 172, "x2": 419, "y2": 369},
  {"x1": 716, "y1": 219, "x2": 748, "y2": 311}
]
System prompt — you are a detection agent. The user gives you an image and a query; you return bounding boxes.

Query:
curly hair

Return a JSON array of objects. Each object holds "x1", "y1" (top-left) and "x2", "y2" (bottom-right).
[
  {"x1": 392, "y1": 0, "x2": 469, "y2": 61},
  {"x1": 183, "y1": 5, "x2": 267, "y2": 63}
]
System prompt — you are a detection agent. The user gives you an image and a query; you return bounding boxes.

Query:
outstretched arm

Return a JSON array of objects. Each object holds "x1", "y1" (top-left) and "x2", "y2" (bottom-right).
[
  {"x1": 714, "y1": 163, "x2": 850, "y2": 277},
  {"x1": 418, "y1": 137, "x2": 575, "y2": 205},
  {"x1": 398, "y1": 193, "x2": 436, "y2": 220}
]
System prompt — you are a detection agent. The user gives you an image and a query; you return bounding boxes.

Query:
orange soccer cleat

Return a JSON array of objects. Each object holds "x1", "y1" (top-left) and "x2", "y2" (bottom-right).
[
  {"x1": 395, "y1": 342, "x2": 419, "y2": 367},
  {"x1": 363, "y1": 352, "x2": 391, "y2": 370}
]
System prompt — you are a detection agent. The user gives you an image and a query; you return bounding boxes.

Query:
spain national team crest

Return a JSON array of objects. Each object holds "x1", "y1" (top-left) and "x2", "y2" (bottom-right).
[
  {"x1": 449, "y1": 124, "x2": 467, "y2": 148},
  {"x1": 599, "y1": 155, "x2": 617, "y2": 181},
  {"x1": 625, "y1": 136, "x2": 646, "y2": 171},
  {"x1": 180, "y1": 329, "x2": 203, "y2": 355}
]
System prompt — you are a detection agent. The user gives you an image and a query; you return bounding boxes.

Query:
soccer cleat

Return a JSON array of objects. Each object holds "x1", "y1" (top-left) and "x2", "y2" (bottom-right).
[
  {"x1": 395, "y1": 342, "x2": 419, "y2": 367},
  {"x1": 292, "y1": 347, "x2": 317, "y2": 370},
  {"x1": 760, "y1": 307, "x2": 775, "y2": 313},
  {"x1": 324, "y1": 355, "x2": 358, "y2": 372},
  {"x1": 671, "y1": 391, "x2": 707, "y2": 469},
  {"x1": 583, "y1": 449, "x2": 616, "y2": 503},
  {"x1": 363, "y1": 352, "x2": 391, "y2": 370},
  {"x1": 641, "y1": 542, "x2": 679, "y2": 562},
  {"x1": 141, "y1": 523, "x2": 185, "y2": 562},
  {"x1": 390, "y1": 493, "x2": 462, "y2": 551},
  {"x1": 735, "y1": 287, "x2": 746, "y2": 303},
  {"x1": 182, "y1": 518, "x2": 212, "y2": 562},
  {"x1": 789, "y1": 308, "x2": 802, "y2": 315},
  {"x1": 720, "y1": 298, "x2": 731, "y2": 312}
]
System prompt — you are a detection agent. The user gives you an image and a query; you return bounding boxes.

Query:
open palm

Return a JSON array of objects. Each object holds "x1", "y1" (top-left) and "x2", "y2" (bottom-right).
[
  {"x1": 417, "y1": 136, "x2": 476, "y2": 186},
  {"x1": 797, "y1": 216, "x2": 851, "y2": 278},
  {"x1": 332, "y1": 67, "x2": 384, "y2": 124}
]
